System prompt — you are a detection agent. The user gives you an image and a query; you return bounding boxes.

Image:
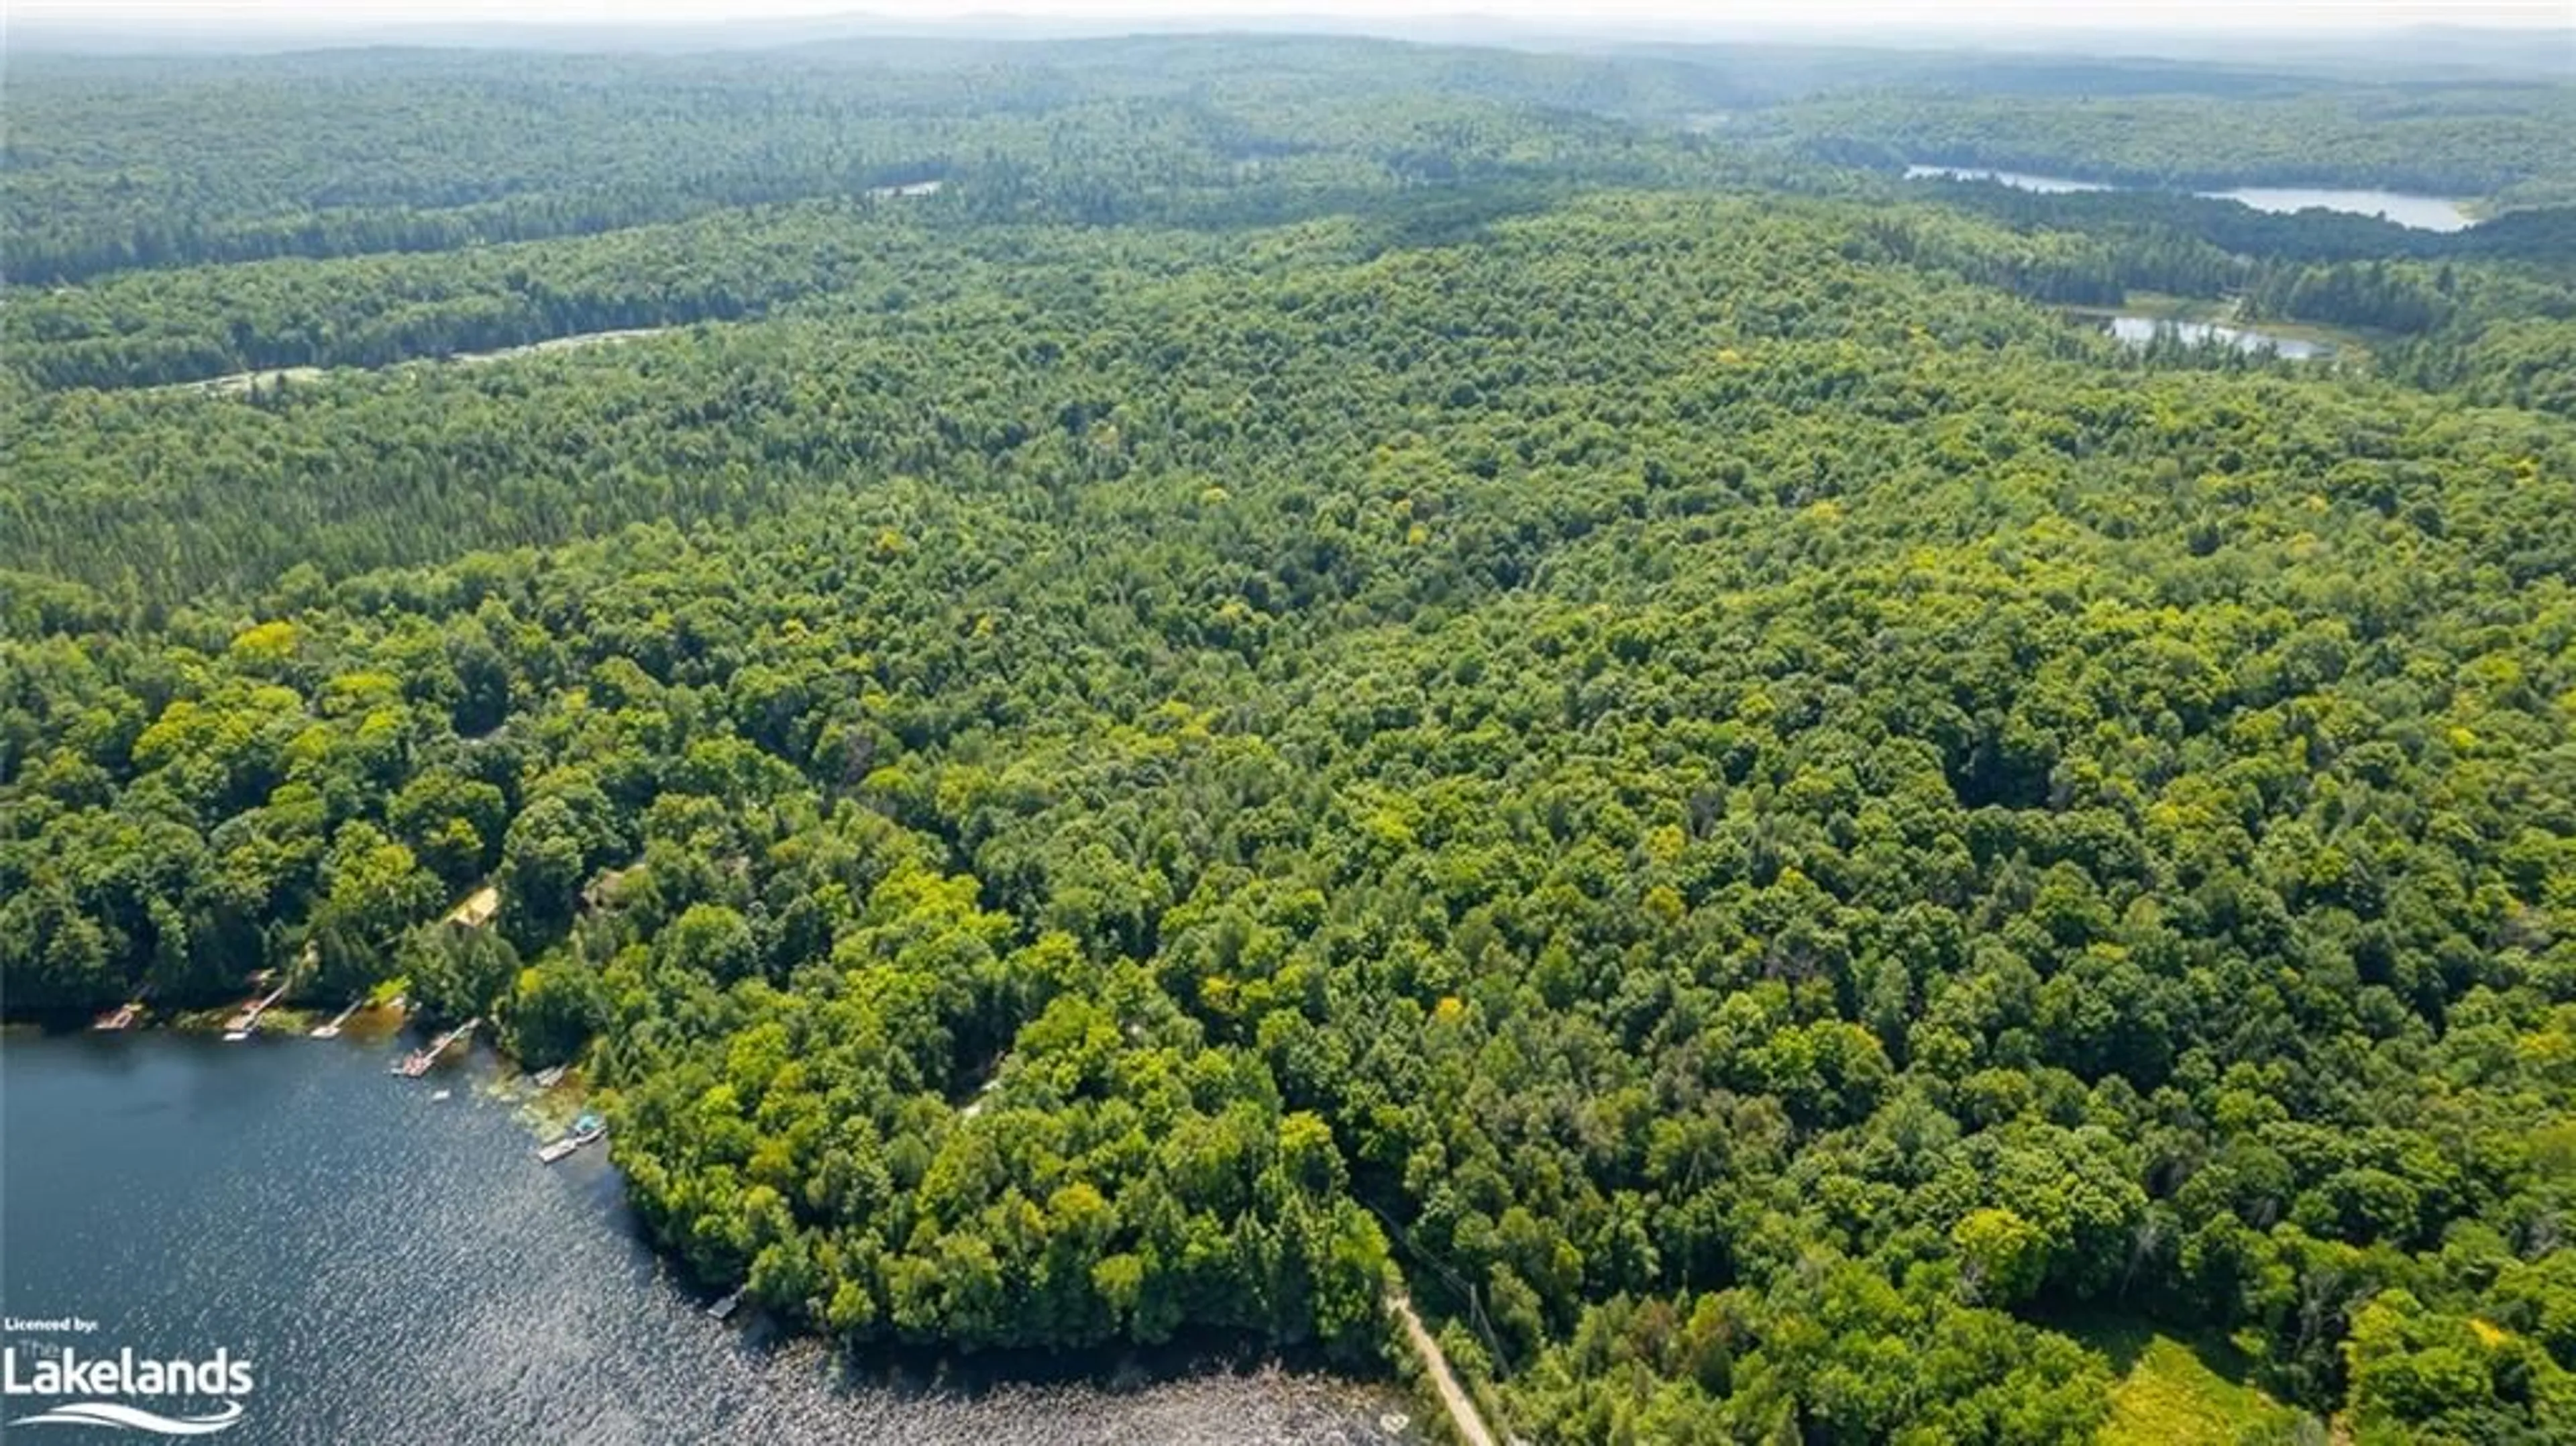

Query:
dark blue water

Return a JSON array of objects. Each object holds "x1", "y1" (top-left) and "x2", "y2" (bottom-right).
[{"x1": 1, "y1": 1033, "x2": 1411, "y2": 1445}]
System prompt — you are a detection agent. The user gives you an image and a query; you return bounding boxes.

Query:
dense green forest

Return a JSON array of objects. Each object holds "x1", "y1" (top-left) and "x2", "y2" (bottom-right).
[{"x1": 5, "y1": 30, "x2": 2575, "y2": 1445}]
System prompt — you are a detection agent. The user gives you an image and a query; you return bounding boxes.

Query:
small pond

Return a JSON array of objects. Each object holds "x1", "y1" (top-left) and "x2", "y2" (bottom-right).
[{"x1": 2106, "y1": 316, "x2": 2329, "y2": 359}]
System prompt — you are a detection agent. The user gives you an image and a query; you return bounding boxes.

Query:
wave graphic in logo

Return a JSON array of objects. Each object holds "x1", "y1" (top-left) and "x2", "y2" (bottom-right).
[{"x1": 6, "y1": 1399, "x2": 246, "y2": 1435}]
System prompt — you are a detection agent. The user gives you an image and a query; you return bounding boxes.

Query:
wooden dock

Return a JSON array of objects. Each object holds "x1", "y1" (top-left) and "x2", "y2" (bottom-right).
[
  {"x1": 310, "y1": 999, "x2": 364, "y2": 1039},
  {"x1": 392, "y1": 1017, "x2": 479, "y2": 1076},
  {"x1": 224, "y1": 982, "x2": 290, "y2": 1041}
]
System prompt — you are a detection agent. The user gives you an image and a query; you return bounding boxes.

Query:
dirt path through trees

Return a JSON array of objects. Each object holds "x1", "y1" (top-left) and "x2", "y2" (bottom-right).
[{"x1": 1389, "y1": 1290, "x2": 1497, "y2": 1446}]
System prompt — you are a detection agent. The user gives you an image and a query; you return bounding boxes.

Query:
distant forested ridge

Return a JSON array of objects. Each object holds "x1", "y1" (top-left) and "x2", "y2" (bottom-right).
[
  {"x1": 1784, "y1": 85, "x2": 2576, "y2": 209},
  {"x1": 5, "y1": 33, "x2": 2575, "y2": 1446}
]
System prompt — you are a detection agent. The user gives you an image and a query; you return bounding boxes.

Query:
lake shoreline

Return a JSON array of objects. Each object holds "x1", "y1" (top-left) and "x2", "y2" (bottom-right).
[
  {"x1": 1901, "y1": 163, "x2": 2479, "y2": 231},
  {"x1": 2051, "y1": 295, "x2": 2367, "y2": 362},
  {"x1": 3, "y1": 1031, "x2": 1424, "y2": 1442}
]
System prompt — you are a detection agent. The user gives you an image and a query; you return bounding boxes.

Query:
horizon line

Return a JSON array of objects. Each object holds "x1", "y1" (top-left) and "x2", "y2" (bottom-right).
[{"x1": 15, "y1": 7, "x2": 2576, "y2": 37}]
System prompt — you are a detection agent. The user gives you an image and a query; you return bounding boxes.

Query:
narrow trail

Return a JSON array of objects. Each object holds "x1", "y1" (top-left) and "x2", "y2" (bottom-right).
[{"x1": 1389, "y1": 1290, "x2": 1499, "y2": 1446}]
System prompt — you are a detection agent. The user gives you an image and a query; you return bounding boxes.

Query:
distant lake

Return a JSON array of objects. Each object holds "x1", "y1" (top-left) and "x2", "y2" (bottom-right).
[
  {"x1": 0, "y1": 1033, "x2": 1413, "y2": 1445},
  {"x1": 2198, "y1": 187, "x2": 2472, "y2": 233},
  {"x1": 2107, "y1": 316, "x2": 2328, "y2": 359},
  {"x1": 1904, "y1": 165, "x2": 2473, "y2": 231},
  {"x1": 1902, "y1": 165, "x2": 2113, "y2": 194}
]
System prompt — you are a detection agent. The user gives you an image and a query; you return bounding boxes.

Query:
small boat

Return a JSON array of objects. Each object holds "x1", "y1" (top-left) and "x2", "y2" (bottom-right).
[
  {"x1": 537, "y1": 1111, "x2": 608, "y2": 1164},
  {"x1": 708, "y1": 1288, "x2": 745, "y2": 1321},
  {"x1": 223, "y1": 1029, "x2": 251, "y2": 1043},
  {"x1": 431, "y1": 1089, "x2": 452, "y2": 1101}
]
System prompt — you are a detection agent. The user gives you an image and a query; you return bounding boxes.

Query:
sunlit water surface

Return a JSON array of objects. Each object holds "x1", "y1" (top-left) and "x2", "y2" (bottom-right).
[{"x1": 1, "y1": 1033, "x2": 1411, "y2": 1445}]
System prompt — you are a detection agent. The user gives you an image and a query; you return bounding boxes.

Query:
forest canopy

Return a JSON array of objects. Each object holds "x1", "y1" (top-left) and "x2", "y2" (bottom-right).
[{"x1": 4, "y1": 32, "x2": 2574, "y2": 1446}]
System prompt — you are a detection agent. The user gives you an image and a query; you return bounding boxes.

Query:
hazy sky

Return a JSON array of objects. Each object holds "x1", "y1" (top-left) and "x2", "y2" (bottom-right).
[{"x1": 18, "y1": 0, "x2": 2576, "y2": 33}]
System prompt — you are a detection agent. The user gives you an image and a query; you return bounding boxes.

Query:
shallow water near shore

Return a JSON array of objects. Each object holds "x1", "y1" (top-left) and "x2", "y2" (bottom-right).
[{"x1": 0, "y1": 1032, "x2": 1413, "y2": 1445}]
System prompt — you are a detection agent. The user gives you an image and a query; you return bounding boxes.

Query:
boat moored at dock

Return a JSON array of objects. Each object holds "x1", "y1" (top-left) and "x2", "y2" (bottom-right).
[{"x1": 537, "y1": 1111, "x2": 607, "y2": 1164}]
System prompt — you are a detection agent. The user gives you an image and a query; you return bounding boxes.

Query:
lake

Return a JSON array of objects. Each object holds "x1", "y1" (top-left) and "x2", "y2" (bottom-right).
[
  {"x1": 1903, "y1": 165, "x2": 2473, "y2": 231},
  {"x1": 1902, "y1": 164, "x2": 2114, "y2": 194},
  {"x1": 0, "y1": 1032, "x2": 1413, "y2": 1445},
  {"x1": 2200, "y1": 187, "x2": 2472, "y2": 233},
  {"x1": 2106, "y1": 316, "x2": 2328, "y2": 359}
]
